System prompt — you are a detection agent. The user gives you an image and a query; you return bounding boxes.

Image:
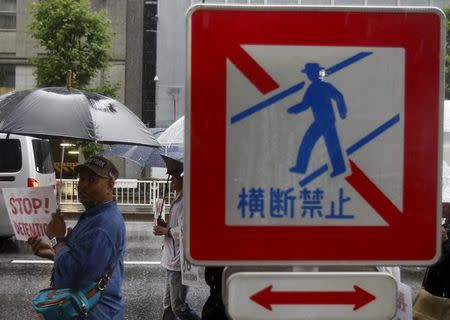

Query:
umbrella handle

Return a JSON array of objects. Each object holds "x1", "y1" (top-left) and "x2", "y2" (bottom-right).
[
  {"x1": 57, "y1": 145, "x2": 65, "y2": 210},
  {"x1": 57, "y1": 171, "x2": 63, "y2": 209}
]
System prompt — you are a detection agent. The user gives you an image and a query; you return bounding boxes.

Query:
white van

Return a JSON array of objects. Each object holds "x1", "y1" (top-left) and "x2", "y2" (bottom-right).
[{"x1": 0, "y1": 133, "x2": 56, "y2": 239}]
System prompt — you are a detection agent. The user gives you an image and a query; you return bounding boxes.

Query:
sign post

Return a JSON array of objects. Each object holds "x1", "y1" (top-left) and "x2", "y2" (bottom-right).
[{"x1": 186, "y1": 6, "x2": 445, "y2": 265}]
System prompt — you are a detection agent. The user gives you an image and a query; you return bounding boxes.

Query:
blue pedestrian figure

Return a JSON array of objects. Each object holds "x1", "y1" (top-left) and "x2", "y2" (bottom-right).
[{"x1": 287, "y1": 62, "x2": 348, "y2": 178}]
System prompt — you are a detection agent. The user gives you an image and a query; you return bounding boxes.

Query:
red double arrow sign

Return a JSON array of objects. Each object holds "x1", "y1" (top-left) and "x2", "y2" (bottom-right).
[{"x1": 250, "y1": 285, "x2": 376, "y2": 311}]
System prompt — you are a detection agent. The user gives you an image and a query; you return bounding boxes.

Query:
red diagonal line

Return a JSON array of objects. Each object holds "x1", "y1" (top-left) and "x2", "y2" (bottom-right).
[
  {"x1": 227, "y1": 45, "x2": 279, "y2": 94},
  {"x1": 345, "y1": 160, "x2": 403, "y2": 227}
]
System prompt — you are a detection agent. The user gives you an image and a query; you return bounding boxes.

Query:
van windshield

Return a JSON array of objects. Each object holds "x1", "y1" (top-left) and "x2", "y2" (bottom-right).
[
  {"x1": 0, "y1": 139, "x2": 22, "y2": 172},
  {"x1": 32, "y1": 140, "x2": 54, "y2": 174}
]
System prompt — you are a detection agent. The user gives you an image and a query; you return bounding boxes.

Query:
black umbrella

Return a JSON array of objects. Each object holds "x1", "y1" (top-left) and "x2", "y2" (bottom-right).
[
  {"x1": 0, "y1": 86, "x2": 160, "y2": 206},
  {"x1": 161, "y1": 154, "x2": 183, "y2": 177},
  {"x1": 0, "y1": 87, "x2": 160, "y2": 147}
]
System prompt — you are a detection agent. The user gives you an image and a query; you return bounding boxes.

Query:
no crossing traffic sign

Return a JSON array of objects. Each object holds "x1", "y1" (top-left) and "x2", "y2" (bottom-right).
[{"x1": 186, "y1": 5, "x2": 445, "y2": 265}]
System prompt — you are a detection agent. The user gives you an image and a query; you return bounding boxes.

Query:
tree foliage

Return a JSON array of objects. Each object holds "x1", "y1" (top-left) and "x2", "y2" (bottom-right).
[
  {"x1": 28, "y1": 0, "x2": 113, "y2": 88},
  {"x1": 88, "y1": 79, "x2": 122, "y2": 99},
  {"x1": 77, "y1": 141, "x2": 105, "y2": 159},
  {"x1": 28, "y1": 0, "x2": 123, "y2": 159}
]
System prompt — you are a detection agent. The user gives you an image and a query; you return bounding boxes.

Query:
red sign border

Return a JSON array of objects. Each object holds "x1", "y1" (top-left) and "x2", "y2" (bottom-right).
[{"x1": 186, "y1": 6, "x2": 444, "y2": 265}]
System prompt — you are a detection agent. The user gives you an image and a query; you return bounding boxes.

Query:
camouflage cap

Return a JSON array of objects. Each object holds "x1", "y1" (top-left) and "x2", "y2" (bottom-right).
[{"x1": 75, "y1": 155, "x2": 119, "y2": 180}]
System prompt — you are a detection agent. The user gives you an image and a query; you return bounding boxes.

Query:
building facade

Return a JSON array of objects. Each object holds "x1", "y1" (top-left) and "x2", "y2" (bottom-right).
[
  {"x1": 0, "y1": 0, "x2": 154, "y2": 124},
  {"x1": 0, "y1": 0, "x2": 159, "y2": 179},
  {"x1": 1, "y1": 0, "x2": 449, "y2": 129},
  {"x1": 154, "y1": 0, "x2": 450, "y2": 127}
]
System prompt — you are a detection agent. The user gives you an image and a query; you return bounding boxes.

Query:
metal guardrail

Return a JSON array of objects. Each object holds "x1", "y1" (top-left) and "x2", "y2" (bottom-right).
[{"x1": 58, "y1": 179, "x2": 174, "y2": 215}]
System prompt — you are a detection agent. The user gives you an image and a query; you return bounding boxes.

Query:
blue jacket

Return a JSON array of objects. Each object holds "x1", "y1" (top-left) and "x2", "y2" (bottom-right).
[{"x1": 54, "y1": 201, "x2": 126, "y2": 319}]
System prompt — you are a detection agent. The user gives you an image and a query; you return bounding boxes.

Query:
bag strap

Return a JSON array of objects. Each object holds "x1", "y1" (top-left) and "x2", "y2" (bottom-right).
[{"x1": 84, "y1": 244, "x2": 121, "y2": 299}]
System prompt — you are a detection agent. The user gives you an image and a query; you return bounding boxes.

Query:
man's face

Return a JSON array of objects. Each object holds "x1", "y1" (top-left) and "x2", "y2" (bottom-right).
[
  {"x1": 77, "y1": 168, "x2": 113, "y2": 207},
  {"x1": 170, "y1": 175, "x2": 182, "y2": 192}
]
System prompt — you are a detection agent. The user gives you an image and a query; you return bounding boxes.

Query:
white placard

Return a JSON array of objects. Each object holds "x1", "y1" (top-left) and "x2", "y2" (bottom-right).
[
  {"x1": 2, "y1": 186, "x2": 57, "y2": 241},
  {"x1": 153, "y1": 198, "x2": 165, "y2": 219},
  {"x1": 180, "y1": 232, "x2": 201, "y2": 287}
]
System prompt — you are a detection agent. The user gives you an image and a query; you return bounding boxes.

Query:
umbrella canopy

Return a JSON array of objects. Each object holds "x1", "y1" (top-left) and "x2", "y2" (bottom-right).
[
  {"x1": 158, "y1": 116, "x2": 184, "y2": 146},
  {"x1": 0, "y1": 87, "x2": 160, "y2": 147},
  {"x1": 148, "y1": 149, "x2": 183, "y2": 168},
  {"x1": 102, "y1": 144, "x2": 182, "y2": 168}
]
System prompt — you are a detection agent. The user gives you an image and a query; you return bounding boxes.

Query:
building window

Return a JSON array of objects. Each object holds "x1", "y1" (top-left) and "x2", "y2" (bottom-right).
[
  {"x1": 142, "y1": 0, "x2": 157, "y2": 127},
  {"x1": 0, "y1": 0, "x2": 16, "y2": 30},
  {"x1": 0, "y1": 65, "x2": 15, "y2": 94},
  {"x1": 0, "y1": 12, "x2": 15, "y2": 29}
]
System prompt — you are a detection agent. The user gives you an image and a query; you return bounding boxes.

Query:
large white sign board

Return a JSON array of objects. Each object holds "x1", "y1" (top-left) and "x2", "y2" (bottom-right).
[{"x1": 187, "y1": 5, "x2": 444, "y2": 264}]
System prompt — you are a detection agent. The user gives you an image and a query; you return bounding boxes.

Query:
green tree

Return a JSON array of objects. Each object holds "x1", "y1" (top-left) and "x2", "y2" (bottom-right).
[
  {"x1": 28, "y1": 0, "x2": 113, "y2": 88},
  {"x1": 28, "y1": 0, "x2": 121, "y2": 158},
  {"x1": 77, "y1": 141, "x2": 104, "y2": 160}
]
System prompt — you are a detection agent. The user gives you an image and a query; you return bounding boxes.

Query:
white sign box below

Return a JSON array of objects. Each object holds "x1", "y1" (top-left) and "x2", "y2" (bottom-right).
[{"x1": 225, "y1": 272, "x2": 397, "y2": 320}]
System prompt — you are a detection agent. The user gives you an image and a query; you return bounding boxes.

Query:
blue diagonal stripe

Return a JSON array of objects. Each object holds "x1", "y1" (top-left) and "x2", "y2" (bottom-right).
[
  {"x1": 346, "y1": 114, "x2": 400, "y2": 156},
  {"x1": 230, "y1": 51, "x2": 373, "y2": 125},
  {"x1": 299, "y1": 114, "x2": 400, "y2": 187},
  {"x1": 230, "y1": 82, "x2": 305, "y2": 124},
  {"x1": 325, "y1": 52, "x2": 373, "y2": 76},
  {"x1": 299, "y1": 164, "x2": 328, "y2": 187}
]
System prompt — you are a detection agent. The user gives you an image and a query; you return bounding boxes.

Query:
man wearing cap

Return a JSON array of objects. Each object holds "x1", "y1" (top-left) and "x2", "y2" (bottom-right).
[
  {"x1": 153, "y1": 156, "x2": 200, "y2": 320},
  {"x1": 28, "y1": 156, "x2": 126, "y2": 319},
  {"x1": 287, "y1": 62, "x2": 348, "y2": 178}
]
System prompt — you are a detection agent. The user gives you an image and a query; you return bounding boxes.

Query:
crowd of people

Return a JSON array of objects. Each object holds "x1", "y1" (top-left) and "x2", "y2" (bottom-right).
[
  {"x1": 28, "y1": 155, "x2": 229, "y2": 319},
  {"x1": 27, "y1": 154, "x2": 450, "y2": 320}
]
